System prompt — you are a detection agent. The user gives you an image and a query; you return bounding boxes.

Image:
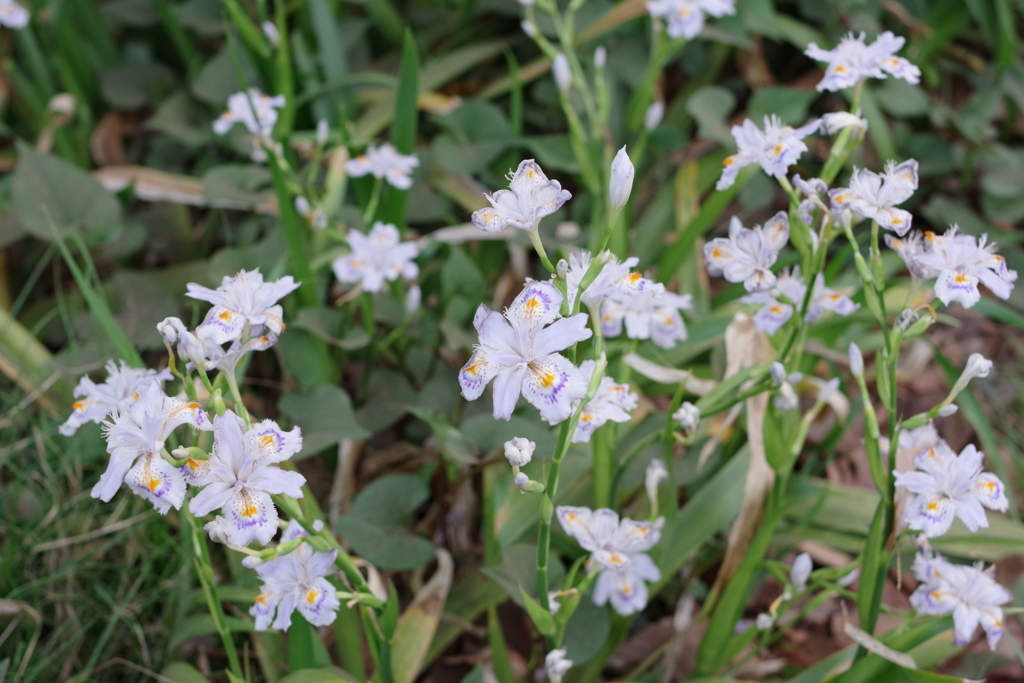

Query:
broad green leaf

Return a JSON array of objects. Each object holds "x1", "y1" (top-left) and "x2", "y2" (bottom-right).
[
  {"x1": 161, "y1": 662, "x2": 212, "y2": 683},
  {"x1": 481, "y1": 543, "x2": 565, "y2": 606},
  {"x1": 278, "y1": 386, "x2": 370, "y2": 457},
  {"x1": 335, "y1": 474, "x2": 435, "y2": 570},
  {"x1": 562, "y1": 596, "x2": 610, "y2": 664},
  {"x1": 519, "y1": 587, "x2": 555, "y2": 636},
  {"x1": 288, "y1": 611, "x2": 333, "y2": 671},
  {"x1": 357, "y1": 369, "x2": 417, "y2": 433},
  {"x1": 202, "y1": 165, "x2": 274, "y2": 208},
  {"x1": 278, "y1": 668, "x2": 359, "y2": 683},
  {"x1": 11, "y1": 141, "x2": 121, "y2": 241},
  {"x1": 391, "y1": 550, "x2": 453, "y2": 683},
  {"x1": 146, "y1": 90, "x2": 213, "y2": 147},
  {"x1": 409, "y1": 407, "x2": 477, "y2": 465},
  {"x1": 747, "y1": 87, "x2": 817, "y2": 126}
]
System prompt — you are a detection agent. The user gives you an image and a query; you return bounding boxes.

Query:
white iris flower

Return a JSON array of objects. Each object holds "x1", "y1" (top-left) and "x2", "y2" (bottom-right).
[
  {"x1": 911, "y1": 225, "x2": 1018, "y2": 308},
  {"x1": 213, "y1": 89, "x2": 286, "y2": 138},
  {"x1": 828, "y1": 160, "x2": 918, "y2": 235},
  {"x1": 572, "y1": 360, "x2": 638, "y2": 443},
  {"x1": 600, "y1": 285, "x2": 692, "y2": 349},
  {"x1": 805, "y1": 31, "x2": 921, "y2": 92},
  {"x1": 345, "y1": 142, "x2": 420, "y2": 190},
  {"x1": 704, "y1": 213, "x2": 789, "y2": 292},
  {"x1": 716, "y1": 117, "x2": 821, "y2": 191},
  {"x1": 186, "y1": 269, "x2": 299, "y2": 346},
  {"x1": 61, "y1": 360, "x2": 172, "y2": 437},
  {"x1": 645, "y1": 0, "x2": 736, "y2": 40},
  {"x1": 251, "y1": 542, "x2": 340, "y2": 631},
  {"x1": 471, "y1": 160, "x2": 572, "y2": 233},
  {"x1": 332, "y1": 222, "x2": 420, "y2": 293}
]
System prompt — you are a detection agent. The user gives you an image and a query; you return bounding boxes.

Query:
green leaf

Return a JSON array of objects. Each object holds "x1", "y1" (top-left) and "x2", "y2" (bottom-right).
[
  {"x1": 487, "y1": 606, "x2": 517, "y2": 683},
  {"x1": 202, "y1": 164, "x2": 274, "y2": 208},
  {"x1": 335, "y1": 474, "x2": 435, "y2": 570},
  {"x1": 161, "y1": 662, "x2": 212, "y2": 683},
  {"x1": 308, "y1": 0, "x2": 352, "y2": 119},
  {"x1": 278, "y1": 386, "x2": 370, "y2": 457},
  {"x1": 11, "y1": 141, "x2": 122, "y2": 241},
  {"x1": 356, "y1": 369, "x2": 417, "y2": 433},
  {"x1": 561, "y1": 596, "x2": 610, "y2": 664},
  {"x1": 146, "y1": 90, "x2": 213, "y2": 147},
  {"x1": 409, "y1": 407, "x2": 477, "y2": 465},
  {"x1": 519, "y1": 587, "x2": 555, "y2": 636},
  {"x1": 481, "y1": 543, "x2": 565, "y2": 605},
  {"x1": 276, "y1": 328, "x2": 337, "y2": 390},
  {"x1": 292, "y1": 306, "x2": 372, "y2": 350},
  {"x1": 380, "y1": 583, "x2": 400, "y2": 639},
  {"x1": 747, "y1": 87, "x2": 817, "y2": 126},
  {"x1": 686, "y1": 86, "x2": 736, "y2": 146},
  {"x1": 289, "y1": 611, "x2": 332, "y2": 670},
  {"x1": 278, "y1": 669, "x2": 360, "y2": 683}
]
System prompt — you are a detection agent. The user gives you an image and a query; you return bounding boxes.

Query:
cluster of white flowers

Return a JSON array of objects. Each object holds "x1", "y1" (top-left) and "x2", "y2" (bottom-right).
[
  {"x1": 887, "y1": 226, "x2": 1018, "y2": 308},
  {"x1": 893, "y1": 420, "x2": 1007, "y2": 538},
  {"x1": 471, "y1": 160, "x2": 572, "y2": 233},
  {"x1": 346, "y1": 142, "x2": 420, "y2": 190},
  {"x1": 332, "y1": 221, "x2": 420, "y2": 293},
  {"x1": 572, "y1": 360, "x2": 638, "y2": 443},
  {"x1": 740, "y1": 267, "x2": 857, "y2": 335},
  {"x1": 912, "y1": 540, "x2": 1011, "y2": 650},
  {"x1": 646, "y1": 0, "x2": 736, "y2": 40},
  {"x1": 805, "y1": 31, "x2": 921, "y2": 92},
  {"x1": 829, "y1": 159, "x2": 918, "y2": 235},
  {"x1": 556, "y1": 506, "x2": 663, "y2": 615},
  {"x1": 60, "y1": 360, "x2": 172, "y2": 436},
  {"x1": 716, "y1": 117, "x2": 821, "y2": 191},
  {"x1": 159, "y1": 269, "x2": 298, "y2": 374},
  {"x1": 213, "y1": 89, "x2": 287, "y2": 161}
]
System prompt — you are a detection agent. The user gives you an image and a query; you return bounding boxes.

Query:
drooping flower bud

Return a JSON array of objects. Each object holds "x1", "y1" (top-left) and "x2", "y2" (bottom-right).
[
  {"x1": 261, "y1": 21, "x2": 280, "y2": 47},
  {"x1": 556, "y1": 259, "x2": 568, "y2": 280},
  {"x1": 950, "y1": 353, "x2": 993, "y2": 398},
  {"x1": 609, "y1": 146, "x2": 634, "y2": 211},
  {"x1": 504, "y1": 437, "x2": 536, "y2": 467},
  {"x1": 789, "y1": 552, "x2": 812, "y2": 592},
  {"x1": 645, "y1": 459, "x2": 668, "y2": 513},
  {"x1": 937, "y1": 404, "x2": 958, "y2": 417},
  {"x1": 593, "y1": 46, "x2": 607, "y2": 68},
  {"x1": 553, "y1": 53, "x2": 572, "y2": 94},
  {"x1": 645, "y1": 101, "x2": 665, "y2": 131},
  {"x1": 848, "y1": 342, "x2": 864, "y2": 378}
]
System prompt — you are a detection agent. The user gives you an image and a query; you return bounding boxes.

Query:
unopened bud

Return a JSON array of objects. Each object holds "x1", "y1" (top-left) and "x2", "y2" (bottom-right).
[
  {"x1": 556, "y1": 259, "x2": 568, "y2": 279},
  {"x1": 262, "y1": 20, "x2": 280, "y2": 47},
  {"x1": 593, "y1": 46, "x2": 607, "y2": 68},
  {"x1": 521, "y1": 20, "x2": 537, "y2": 37},
  {"x1": 405, "y1": 285, "x2": 422, "y2": 314},
  {"x1": 242, "y1": 556, "x2": 262, "y2": 568},
  {"x1": 644, "y1": 101, "x2": 664, "y2": 131},
  {"x1": 937, "y1": 404, "x2": 958, "y2": 417},
  {"x1": 316, "y1": 118, "x2": 329, "y2": 145},
  {"x1": 848, "y1": 342, "x2": 864, "y2": 378},
  {"x1": 789, "y1": 552, "x2": 812, "y2": 592},
  {"x1": 172, "y1": 446, "x2": 209, "y2": 461},
  {"x1": 504, "y1": 436, "x2": 536, "y2": 467},
  {"x1": 645, "y1": 458, "x2": 668, "y2": 510},
  {"x1": 514, "y1": 472, "x2": 530, "y2": 490},
  {"x1": 609, "y1": 146, "x2": 634, "y2": 211},
  {"x1": 770, "y1": 361, "x2": 787, "y2": 386},
  {"x1": 755, "y1": 613, "x2": 775, "y2": 631},
  {"x1": 950, "y1": 353, "x2": 994, "y2": 397},
  {"x1": 553, "y1": 53, "x2": 572, "y2": 94}
]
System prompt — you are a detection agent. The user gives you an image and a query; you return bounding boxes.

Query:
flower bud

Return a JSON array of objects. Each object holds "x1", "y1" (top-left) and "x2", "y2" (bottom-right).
[
  {"x1": 672, "y1": 402, "x2": 700, "y2": 433},
  {"x1": 951, "y1": 353, "x2": 993, "y2": 397},
  {"x1": 316, "y1": 118, "x2": 329, "y2": 145},
  {"x1": 789, "y1": 552, "x2": 812, "y2": 592},
  {"x1": 770, "y1": 361, "x2": 787, "y2": 386},
  {"x1": 553, "y1": 53, "x2": 572, "y2": 94},
  {"x1": 204, "y1": 518, "x2": 228, "y2": 544},
  {"x1": 645, "y1": 458, "x2": 668, "y2": 509},
  {"x1": 593, "y1": 46, "x2": 606, "y2": 68},
  {"x1": 609, "y1": 146, "x2": 634, "y2": 211},
  {"x1": 514, "y1": 472, "x2": 530, "y2": 490},
  {"x1": 896, "y1": 309, "x2": 919, "y2": 331},
  {"x1": 755, "y1": 613, "x2": 775, "y2": 631},
  {"x1": 644, "y1": 101, "x2": 664, "y2": 131},
  {"x1": 261, "y1": 20, "x2": 280, "y2": 47},
  {"x1": 937, "y1": 404, "x2": 958, "y2": 417},
  {"x1": 848, "y1": 342, "x2": 864, "y2": 378},
  {"x1": 548, "y1": 590, "x2": 562, "y2": 615},
  {"x1": 405, "y1": 285, "x2": 422, "y2": 314},
  {"x1": 837, "y1": 567, "x2": 860, "y2": 587},
  {"x1": 555, "y1": 221, "x2": 581, "y2": 241},
  {"x1": 504, "y1": 436, "x2": 536, "y2": 467},
  {"x1": 521, "y1": 20, "x2": 537, "y2": 37},
  {"x1": 172, "y1": 446, "x2": 209, "y2": 462},
  {"x1": 556, "y1": 259, "x2": 568, "y2": 280},
  {"x1": 295, "y1": 196, "x2": 311, "y2": 218},
  {"x1": 242, "y1": 555, "x2": 262, "y2": 568}
]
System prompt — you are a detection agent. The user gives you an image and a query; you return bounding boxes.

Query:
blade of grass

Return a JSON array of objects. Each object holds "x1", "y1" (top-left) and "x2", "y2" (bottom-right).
[{"x1": 381, "y1": 30, "x2": 418, "y2": 231}]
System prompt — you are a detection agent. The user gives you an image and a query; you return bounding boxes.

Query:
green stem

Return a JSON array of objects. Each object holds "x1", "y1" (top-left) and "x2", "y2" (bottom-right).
[{"x1": 183, "y1": 508, "x2": 243, "y2": 678}]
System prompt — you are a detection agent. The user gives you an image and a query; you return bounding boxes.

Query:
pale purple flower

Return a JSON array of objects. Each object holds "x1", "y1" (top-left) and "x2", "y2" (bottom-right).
[
  {"x1": 790, "y1": 553, "x2": 812, "y2": 592},
  {"x1": 828, "y1": 160, "x2": 918, "y2": 235},
  {"x1": 600, "y1": 285, "x2": 692, "y2": 349},
  {"x1": 345, "y1": 142, "x2": 419, "y2": 190},
  {"x1": 96, "y1": 385, "x2": 212, "y2": 513},
  {"x1": 471, "y1": 160, "x2": 571, "y2": 233},
  {"x1": 572, "y1": 360, "x2": 638, "y2": 443},
  {"x1": 609, "y1": 147, "x2": 634, "y2": 210},
  {"x1": 716, "y1": 116, "x2": 821, "y2": 190},
  {"x1": 792, "y1": 174, "x2": 830, "y2": 227},
  {"x1": 741, "y1": 267, "x2": 857, "y2": 335},
  {"x1": 0, "y1": 0, "x2": 29, "y2": 28},
  {"x1": 562, "y1": 250, "x2": 655, "y2": 311},
  {"x1": 60, "y1": 360, "x2": 172, "y2": 436},
  {"x1": 705, "y1": 213, "x2": 789, "y2": 292},
  {"x1": 884, "y1": 231, "x2": 940, "y2": 280},
  {"x1": 894, "y1": 442, "x2": 1008, "y2": 538},
  {"x1": 213, "y1": 89, "x2": 286, "y2": 138},
  {"x1": 913, "y1": 225, "x2": 1017, "y2": 308},
  {"x1": 556, "y1": 506, "x2": 663, "y2": 615},
  {"x1": 459, "y1": 281, "x2": 592, "y2": 423},
  {"x1": 911, "y1": 549, "x2": 1012, "y2": 650},
  {"x1": 332, "y1": 222, "x2": 419, "y2": 293},
  {"x1": 545, "y1": 648, "x2": 573, "y2": 683},
  {"x1": 805, "y1": 31, "x2": 920, "y2": 92},
  {"x1": 646, "y1": 0, "x2": 736, "y2": 40},
  {"x1": 187, "y1": 412, "x2": 305, "y2": 547},
  {"x1": 251, "y1": 543, "x2": 340, "y2": 630},
  {"x1": 821, "y1": 111, "x2": 868, "y2": 138},
  {"x1": 186, "y1": 269, "x2": 299, "y2": 345}
]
